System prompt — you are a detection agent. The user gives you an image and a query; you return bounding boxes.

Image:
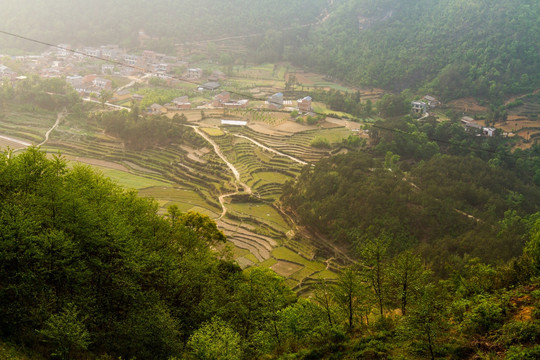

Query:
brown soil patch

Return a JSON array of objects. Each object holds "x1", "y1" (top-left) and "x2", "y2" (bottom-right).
[
  {"x1": 271, "y1": 260, "x2": 303, "y2": 277},
  {"x1": 507, "y1": 115, "x2": 529, "y2": 121},
  {"x1": 319, "y1": 120, "x2": 343, "y2": 129},
  {"x1": 448, "y1": 98, "x2": 488, "y2": 113},
  {"x1": 180, "y1": 145, "x2": 209, "y2": 163},
  {"x1": 497, "y1": 120, "x2": 540, "y2": 133},
  {"x1": 513, "y1": 306, "x2": 534, "y2": 322},
  {"x1": 274, "y1": 120, "x2": 316, "y2": 134}
]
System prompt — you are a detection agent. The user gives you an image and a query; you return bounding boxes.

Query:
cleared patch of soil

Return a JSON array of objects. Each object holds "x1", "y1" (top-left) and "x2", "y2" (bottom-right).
[
  {"x1": 274, "y1": 120, "x2": 316, "y2": 134},
  {"x1": 180, "y1": 145, "x2": 210, "y2": 163},
  {"x1": 448, "y1": 98, "x2": 488, "y2": 113}
]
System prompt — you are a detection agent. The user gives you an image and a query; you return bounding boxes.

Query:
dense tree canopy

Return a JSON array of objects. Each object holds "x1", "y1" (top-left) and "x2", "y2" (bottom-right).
[{"x1": 291, "y1": 0, "x2": 539, "y2": 101}]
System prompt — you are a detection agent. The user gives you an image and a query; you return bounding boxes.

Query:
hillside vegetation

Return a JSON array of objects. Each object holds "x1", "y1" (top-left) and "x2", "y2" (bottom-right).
[
  {"x1": 0, "y1": 1, "x2": 537, "y2": 102},
  {"x1": 0, "y1": 0, "x2": 327, "y2": 50},
  {"x1": 1, "y1": 148, "x2": 539, "y2": 360},
  {"x1": 295, "y1": 0, "x2": 539, "y2": 101}
]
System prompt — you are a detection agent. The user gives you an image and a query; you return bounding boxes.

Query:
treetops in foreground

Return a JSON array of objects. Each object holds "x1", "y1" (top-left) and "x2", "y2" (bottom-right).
[{"x1": 0, "y1": 148, "x2": 539, "y2": 360}]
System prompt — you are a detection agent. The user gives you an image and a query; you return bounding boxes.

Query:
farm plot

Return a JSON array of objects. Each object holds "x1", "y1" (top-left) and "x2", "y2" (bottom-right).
[
  {"x1": 227, "y1": 202, "x2": 290, "y2": 235},
  {"x1": 269, "y1": 246, "x2": 332, "y2": 289},
  {"x1": 0, "y1": 109, "x2": 58, "y2": 143}
]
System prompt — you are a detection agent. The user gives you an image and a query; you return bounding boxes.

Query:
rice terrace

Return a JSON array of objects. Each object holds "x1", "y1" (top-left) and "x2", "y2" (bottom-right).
[{"x1": 0, "y1": 63, "x2": 373, "y2": 290}]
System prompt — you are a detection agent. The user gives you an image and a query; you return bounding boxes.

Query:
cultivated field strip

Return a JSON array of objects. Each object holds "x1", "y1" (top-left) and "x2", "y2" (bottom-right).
[{"x1": 226, "y1": 126, "x2": 330, "y2": 163}]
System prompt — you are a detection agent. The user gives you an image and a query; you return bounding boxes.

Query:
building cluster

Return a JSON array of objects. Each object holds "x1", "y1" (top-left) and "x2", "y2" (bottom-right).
[
  {"x1": 266, "y1": 93, "x2": 313, "y2": 113},
  {"x1": 0, "y1": 44, "x2": 225, "y2": 102},
  {"x1": 1, "y1": 43, "x2": 317, "y2": 116},
  {"x1": 461, "y1": 116, "x2": 496, "y2": 137},
  {"x1": 411, "y1": 95, "x2": 440, "y2": 115}
]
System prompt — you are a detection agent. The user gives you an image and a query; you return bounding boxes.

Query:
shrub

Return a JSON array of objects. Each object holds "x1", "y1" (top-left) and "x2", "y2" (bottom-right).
[
  {"x1": 497, "y1": 321, "x2": 540, "y2": 346},
  {"x1": 505, "y1": 345, "x2": 540, "y2": 360},
  {"x1": 462, "y1": 298, "x2": 505, "y2": 335},
  {"x1": 310, "y1": 137, "x2": 330, "y2": 149}
]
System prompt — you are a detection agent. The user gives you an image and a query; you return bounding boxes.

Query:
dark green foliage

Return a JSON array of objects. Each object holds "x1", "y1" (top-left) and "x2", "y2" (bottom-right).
[
  {"x1": 0, "y1": 76, "x2": 80, "y2": 111},
  {"x1": 0, "y1": 148, "x2": 248, "y2": 359},
  {"x1": 282, "y1": 149, "x2": 540, "y2": 269},
  {"x1": 98, "y1": 110, "x2": 204, "y2": 150},
  {"x1": 505, "y1": 344, "x2": 540, "y2": 360},
  {"x1": 293, "y1": 0, "x2": 540, "y2": 100}
]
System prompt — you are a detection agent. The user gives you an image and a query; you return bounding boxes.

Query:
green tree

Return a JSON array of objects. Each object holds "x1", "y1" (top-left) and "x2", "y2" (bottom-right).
[
  {"x1": 188, "y1": 317, "x2": 242, "y2": 360},
  {"x1": 402, "y1": 285, "x2": 448, "y2": 360},
  {"x1": 333, "y1": 267, "x2": 363, "y2": 330},
  {"x1": 37, "y1": 303, "x2": 90, "y2": 360},
  {"x1": 524, "y1": 218, "x2": 540, "y2": 274},
  {"x1": 359, "y1": 234, "x2": 391, "y2": 317},
  {"x1": 389, "y1": 250, "x2": 429, "y2": 315}
]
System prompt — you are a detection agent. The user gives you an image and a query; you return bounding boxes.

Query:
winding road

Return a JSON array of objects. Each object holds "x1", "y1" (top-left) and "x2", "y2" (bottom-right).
[
  {"x1": 231, "y1": 133, "x2": 308, "y2": 165},
  {"x1": 38, "y1": 108, "x2": 66, "y2": 146},
  {"x1": 190, "y1": 126, "x2": 252, "y2": 220},
  {"x1": 191, "y1": 125, "x2": 312, "y2": 219}
]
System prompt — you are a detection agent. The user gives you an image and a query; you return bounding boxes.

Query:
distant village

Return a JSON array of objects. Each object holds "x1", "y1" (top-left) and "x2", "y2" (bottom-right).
[
  {"x1": 1, "y1": 43, "x2": 496, "y2": 137},
  {"x1": 0, "y1": 44, "x2": 315, "y2": 116}
]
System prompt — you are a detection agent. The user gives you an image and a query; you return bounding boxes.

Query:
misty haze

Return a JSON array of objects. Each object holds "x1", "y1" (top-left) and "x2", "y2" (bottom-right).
[{"x1": 0, "y1": 1, "x2": 539, "y2": 359}]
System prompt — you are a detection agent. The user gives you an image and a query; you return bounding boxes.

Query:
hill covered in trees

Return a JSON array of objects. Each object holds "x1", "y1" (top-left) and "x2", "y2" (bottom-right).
[
  {"x1": 1, "y1": 1, "x2": 536, "y2": 102},
  {"x1": 292, "y1": 0, "x2": 539, "y2": 101},
  {"x1": 0, "y1": 0, "x2": 327, "y2": 51},
  {"x1": 1, "y1": 148, "x2": 539, "y2": 359}
]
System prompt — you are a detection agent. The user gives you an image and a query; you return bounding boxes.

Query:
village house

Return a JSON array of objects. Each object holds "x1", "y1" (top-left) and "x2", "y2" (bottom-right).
[
  {"x1": 187, "y1": 68, "x2": 203, "y2": 79},
  {"x1": 212, "y1": 92, "x2": 231, "y2": 107},
  {"x1": 83, "y1": 47, "x2": 101, "y2": 58},
  {"x1": 411, "y1": 101, "x2": 428, "y2": 115},
  {"x1": 297, "y1": 96, "x2": 312, "y2": 112},
  {"x1": 100, "y1": 45, "x2": 121, "y2": 59},
  {"x1": 101, "y1": 64, "x2": 115, "y2": 74},
  {"x1": 224, "y1": 99, "x2": 249, "y2": 109},
  {"x1": 132, "y1": 94, "x2": 144, "y2": 102},
  {"x1": 66, "y1": 75, "x2": 84, "y2": 88},
  {"x1": 124, "y1": 54, "x2": 138, "y2": 66},
  {"x1": 172, "y1": 96, "x2": 191, "y2": 109},
  {"x1": 54, "y1": 44, "x2": 71, "y2": 58},
  {"x1": 423, "y1": 95, "x2": 440, "y2": 108},
  {"x1": 0, "y1": 65, "x2": 16, "y2": 80},
  {"x1": 148, "y1": 103, "x2": 167, "y2": 115},
  {"x1": 268, "y1": 92, "x2": 284, "y2": 110},
  {"x1": 198, "y1": 82, "x2": 220, "y2": 91},
  {"x1": 461, "y1": 116, "x2": 496, "y2": 137},
  {"x1": 93, "y1": 77, "x2": 112, "y2": 90}
]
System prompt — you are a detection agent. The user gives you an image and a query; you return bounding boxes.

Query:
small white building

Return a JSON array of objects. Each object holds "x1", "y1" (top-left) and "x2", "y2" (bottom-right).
[{"x1": 411, "y1": 101, "x2": 428, "y2": 115}]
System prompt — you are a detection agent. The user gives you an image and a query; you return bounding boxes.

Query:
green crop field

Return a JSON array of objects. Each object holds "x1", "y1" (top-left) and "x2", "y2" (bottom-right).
[
  {"x1": 227, "y1": 202, "x2": 290, "y2": 233},
  {"x1": 92, "y1": 168, "x2": 172, "y2": 189},
  {"x1": 201, "y1": 127, "x2": 225, "y2": 136}
]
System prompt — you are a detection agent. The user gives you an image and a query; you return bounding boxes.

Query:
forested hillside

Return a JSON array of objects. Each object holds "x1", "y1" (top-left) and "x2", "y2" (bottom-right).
[
  {"x1": 1, "y1": 148, "x2": 539, "y2": 359},
  {"x1": 282, "y1": 114, "x2": 540, "y2": 276},
  {"x1": 294, "y1": 0, "x2": 539, "y2": 100},
  {"x1": 0, "y1": 0, "x2": 327, "y2": 50},
  {"x1": 1, "y1": 1, "x2": 537, "y2": 101}
]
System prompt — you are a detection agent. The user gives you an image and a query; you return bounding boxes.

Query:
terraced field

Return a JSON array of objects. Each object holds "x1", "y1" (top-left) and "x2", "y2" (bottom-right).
[{"x1": 1, "y1": 103, "x2": 355, "y2": 290}]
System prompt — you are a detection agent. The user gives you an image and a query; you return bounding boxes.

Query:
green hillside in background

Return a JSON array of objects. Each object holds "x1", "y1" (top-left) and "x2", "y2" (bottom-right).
[
  {"x1": 293, "y1": 0, "x2": 539, "y2": 101},
  {"x1": 0, "y1": 0, "x2": 537, "y2": 102}
]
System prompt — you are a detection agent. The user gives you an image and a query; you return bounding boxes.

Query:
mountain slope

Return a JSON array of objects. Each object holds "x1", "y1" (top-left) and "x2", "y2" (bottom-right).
[{"x1": 295, "y1": 0, "x2": 539, "y2": 100}]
